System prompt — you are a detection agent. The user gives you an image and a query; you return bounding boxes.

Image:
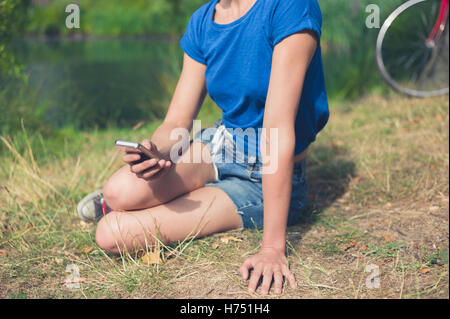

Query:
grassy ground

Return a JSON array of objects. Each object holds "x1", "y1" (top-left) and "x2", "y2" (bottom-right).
[{"x1": 0, "y1": 93, "x2": 448, "y2": 299}]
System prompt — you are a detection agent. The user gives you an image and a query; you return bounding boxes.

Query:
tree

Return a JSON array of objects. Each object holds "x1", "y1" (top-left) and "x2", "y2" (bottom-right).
[{"x1": 0, "y1": 0, "x2": 31, "y2": 79}]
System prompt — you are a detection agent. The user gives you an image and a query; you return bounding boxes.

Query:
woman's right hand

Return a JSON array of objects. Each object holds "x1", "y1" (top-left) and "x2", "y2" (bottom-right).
[{"x1": 121, "y1": 139, "x2": 172, "y2": 181}]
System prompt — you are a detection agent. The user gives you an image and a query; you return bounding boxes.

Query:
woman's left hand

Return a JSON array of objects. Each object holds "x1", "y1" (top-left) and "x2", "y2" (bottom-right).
[{"x1": 239, "y1": 247, "x2": 296, "y2": 295}]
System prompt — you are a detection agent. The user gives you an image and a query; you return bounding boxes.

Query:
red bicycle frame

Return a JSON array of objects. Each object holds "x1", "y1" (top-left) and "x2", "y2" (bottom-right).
[{"x1": 426, "y1": 0, "x2": 449, "y2": 44}]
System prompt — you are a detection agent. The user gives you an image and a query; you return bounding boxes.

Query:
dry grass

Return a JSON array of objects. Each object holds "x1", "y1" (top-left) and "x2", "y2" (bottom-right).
[{"x1": 0, "y1": 93, "x2": 448, "y2": 298}]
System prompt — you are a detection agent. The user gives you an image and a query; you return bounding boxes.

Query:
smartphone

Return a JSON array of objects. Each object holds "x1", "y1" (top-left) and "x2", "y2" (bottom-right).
[{"x1": 115, "y1": 140, "x2": 160, "y2": 163}]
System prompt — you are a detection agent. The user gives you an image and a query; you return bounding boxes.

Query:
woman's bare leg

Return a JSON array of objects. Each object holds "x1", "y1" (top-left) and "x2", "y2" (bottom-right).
[
  {"x1": 102, "y1": 142, "x2": 216, "y2": 211},
  {"x1": 95, "y1": 186, "x2": 242, "y2": 254}
]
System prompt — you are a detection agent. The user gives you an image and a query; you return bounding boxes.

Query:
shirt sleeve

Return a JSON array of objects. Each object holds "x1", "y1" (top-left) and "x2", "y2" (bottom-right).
[
  {"x1": 179, "y1": 13, "x2": 206, "y2": 65},
  {"x1": 268, "y1": 0, "x2": 322, "y2": 47}
]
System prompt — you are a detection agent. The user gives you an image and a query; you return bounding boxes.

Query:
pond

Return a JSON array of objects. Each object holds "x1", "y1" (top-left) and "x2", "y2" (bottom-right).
[{"x1": 12, "y1": 37, "x2": 183, "y2": 129}]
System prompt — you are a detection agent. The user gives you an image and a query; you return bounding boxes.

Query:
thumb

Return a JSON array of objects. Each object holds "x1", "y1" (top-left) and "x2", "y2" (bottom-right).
[
  {"x1": 239, "y1": 259, "x2": 252, "y2": 280},
  {"x1": 141, "y1": 139, "x2": 152, "y2": 149}
]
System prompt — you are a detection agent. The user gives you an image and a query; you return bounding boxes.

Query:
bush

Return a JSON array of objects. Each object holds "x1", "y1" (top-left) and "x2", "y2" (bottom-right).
[
  {"x1": 321, "y1": 0, "x2": 404, "y2": 99},
  {"x1": 0, "y1": 0, "x2": 30, "y2": 78},
  {"x1": 25, "y1": 0, "x2": 207, "y2": 36}
]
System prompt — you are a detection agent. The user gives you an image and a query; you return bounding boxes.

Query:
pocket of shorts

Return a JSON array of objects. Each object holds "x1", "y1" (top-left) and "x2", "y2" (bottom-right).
[{"x1": 246, "y1": 165, "x2": 262, "y2": 182}]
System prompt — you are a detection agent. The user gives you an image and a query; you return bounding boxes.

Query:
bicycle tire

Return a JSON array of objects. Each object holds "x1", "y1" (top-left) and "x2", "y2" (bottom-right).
[{"x1": 376, "y1": 0, "x2": 449, "y2": 98}]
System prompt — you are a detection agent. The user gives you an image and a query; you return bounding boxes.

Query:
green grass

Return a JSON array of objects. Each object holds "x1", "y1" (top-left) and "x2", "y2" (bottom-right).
[
  {"x1": 1, "y1": 1, "x2": 447, "y2": 298},
  {"x1": 0, "y1": 93, "x2": 448, "y2": 298}
]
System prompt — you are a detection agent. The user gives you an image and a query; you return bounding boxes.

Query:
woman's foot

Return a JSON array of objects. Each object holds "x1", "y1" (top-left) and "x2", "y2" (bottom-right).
[{"x1": 77, "y1": 189, "x2": 111, "y2": 222}]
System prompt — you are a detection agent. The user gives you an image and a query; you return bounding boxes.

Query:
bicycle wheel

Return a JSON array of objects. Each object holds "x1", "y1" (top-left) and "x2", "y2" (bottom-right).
[{"x1": 376, "y1": 0, "x2": 449, "y2": 97}]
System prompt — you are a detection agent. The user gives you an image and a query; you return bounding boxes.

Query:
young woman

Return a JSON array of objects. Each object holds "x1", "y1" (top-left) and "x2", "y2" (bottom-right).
[{"x1": 77, "y1": 0, "x2": 329, "y2": 295}]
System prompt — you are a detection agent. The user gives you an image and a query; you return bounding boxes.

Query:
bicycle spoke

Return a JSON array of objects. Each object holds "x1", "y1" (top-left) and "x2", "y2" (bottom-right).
[{"x1": 376, "y1": 0, "x2": 449, "y2": 96}]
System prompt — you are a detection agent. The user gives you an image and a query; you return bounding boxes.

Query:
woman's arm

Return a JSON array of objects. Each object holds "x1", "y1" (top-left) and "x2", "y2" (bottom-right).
[
  {"x1": 122, "y1": 54, "x2": 207, "y2": 180},
  {"x1": 151, "y1": 53, "x2": 208, "y2": 156},
  {"x1": 240, "y1": 30, "x2": 318, "y2": 295}
]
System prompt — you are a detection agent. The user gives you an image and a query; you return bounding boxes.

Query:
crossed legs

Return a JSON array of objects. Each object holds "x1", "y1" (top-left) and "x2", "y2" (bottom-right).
[{"x1": 95, "y1": 142, "x2": 243, "y2": 254}]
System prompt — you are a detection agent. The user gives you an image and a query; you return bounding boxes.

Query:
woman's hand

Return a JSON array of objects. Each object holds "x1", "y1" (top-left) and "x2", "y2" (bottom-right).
[
  {"x1": 239, "y1": 247, "x2": 296, "y2": 295},
  {"x1": 122, "y1": 139, "x2": 172, "y2": 181}
]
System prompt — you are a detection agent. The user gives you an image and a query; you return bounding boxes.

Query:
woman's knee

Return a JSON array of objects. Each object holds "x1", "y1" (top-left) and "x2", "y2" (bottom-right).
[
  {"x1": 95, "y1": 211, "x2": 157, "y2": 254},
  {"x1": 102, "y1": 170, "x2": 134, "y2": 211},
  {"x1": 95, "y1": 211, "x2": 123, "y2": 253},
  {"x1": 95, "y1": 211, "x2": 145, "y2": 254}
]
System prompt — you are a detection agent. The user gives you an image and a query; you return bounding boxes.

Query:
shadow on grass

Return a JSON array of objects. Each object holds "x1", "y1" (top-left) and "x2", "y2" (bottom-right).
[{"x1": 287, "y1": 144, "x2": 356, "y2": 247}]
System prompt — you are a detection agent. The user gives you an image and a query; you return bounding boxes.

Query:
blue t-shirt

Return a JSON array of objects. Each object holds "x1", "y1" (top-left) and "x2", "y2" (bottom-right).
[{"x1": 180, "y1": 0, "x2": 329, "y2": 157}]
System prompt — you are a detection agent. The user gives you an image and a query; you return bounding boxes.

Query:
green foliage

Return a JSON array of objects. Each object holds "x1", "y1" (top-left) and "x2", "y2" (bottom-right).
[
  {"x1": 0, "y1": 82, "x2": 53, "y2": 148},
  {"x1": 22, "y1": 0, "x2": 408, "y2": 100},
  {"x1": 0, "y1": 0, "x2": 30, "y2": 78},
  {"x1": 321, "y1": 0, "x2": 404, "y2": 99},
  {"x1": 367, "y1": 242, "x2": 407, "y2": 258},
  {"x1": 26, "y1": 0, "x2": 207, "y2": 36},
  {"x1": 2, "y1": 0, "x2": 433, "y2": 137},
  {"x1": 0, "y1": 0, "x2": 30, "y2": 41},
  {"x1": 422, "y1": 248, "x2": 449, "y2": 266}
]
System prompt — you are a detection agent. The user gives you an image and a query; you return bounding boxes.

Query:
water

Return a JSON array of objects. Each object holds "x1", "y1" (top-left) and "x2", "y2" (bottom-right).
[
  {"x1": 9, "y1": 29, "x2": 393, "y2": 132},
  {"x1": 12, "y1": 37, "x2": 183, "y2": 129}
]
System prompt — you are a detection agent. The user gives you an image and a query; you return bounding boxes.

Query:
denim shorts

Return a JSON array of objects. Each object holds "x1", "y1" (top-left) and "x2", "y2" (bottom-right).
[{"x1": 193, "y1": 119, "x2": 307, "y2": 229}]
